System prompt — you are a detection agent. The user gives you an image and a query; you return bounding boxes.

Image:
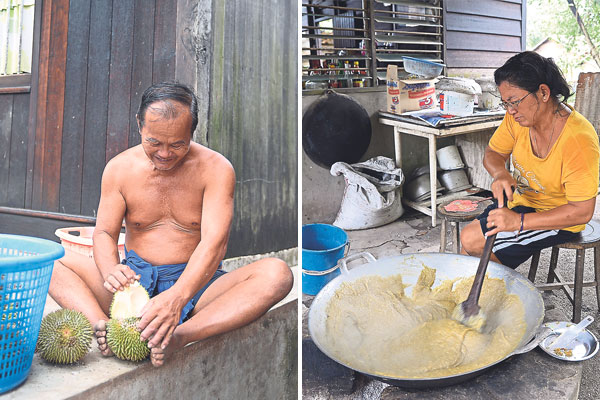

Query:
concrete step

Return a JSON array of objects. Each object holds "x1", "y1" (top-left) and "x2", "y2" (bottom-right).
[{"x1": 4, "y1": 266, "x2": 298, "y2": 400}]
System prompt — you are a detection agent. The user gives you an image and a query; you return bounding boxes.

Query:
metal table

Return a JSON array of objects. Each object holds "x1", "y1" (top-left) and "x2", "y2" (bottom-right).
[{"x1": 379, "y1": 111, "x2": 503, "y2": 226}]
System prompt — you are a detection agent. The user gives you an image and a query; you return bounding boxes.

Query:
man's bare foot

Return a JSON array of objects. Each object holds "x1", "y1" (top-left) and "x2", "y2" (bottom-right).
[
  {"x1": 150, "y1": 334, "x2": 184, "y2": 367},
  {"x1": 94, "y1": 320, "x2": 114, "y2": 357}
]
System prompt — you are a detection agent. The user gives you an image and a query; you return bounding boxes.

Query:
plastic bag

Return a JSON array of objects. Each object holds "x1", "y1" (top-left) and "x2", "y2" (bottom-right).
[{"x1": 330, "y1": 156, "x2": 405, "y2": 230}]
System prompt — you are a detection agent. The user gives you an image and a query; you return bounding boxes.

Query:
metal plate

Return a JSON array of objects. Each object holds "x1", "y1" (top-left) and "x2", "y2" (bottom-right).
[{"x1": 539, "y1": 321, "x2": 599, "y2": 361}]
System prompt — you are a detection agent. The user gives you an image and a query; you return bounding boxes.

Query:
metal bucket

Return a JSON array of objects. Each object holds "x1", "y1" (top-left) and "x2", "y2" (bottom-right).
[{"x1": 302, "y1": 224, "x2": 349, "y2": 295}]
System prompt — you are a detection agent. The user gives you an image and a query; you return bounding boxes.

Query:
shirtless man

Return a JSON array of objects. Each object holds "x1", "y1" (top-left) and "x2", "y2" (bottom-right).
[{"x1": 48, "y1": 82, "x2": 294, "y2": 367}]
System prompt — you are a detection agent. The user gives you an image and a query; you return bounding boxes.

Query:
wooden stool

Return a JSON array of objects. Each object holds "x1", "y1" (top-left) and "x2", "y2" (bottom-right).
[
  {"x1": 528, "y1": 220, "x2": 600, "y2": 323},
  {"x1": 437, "y1": 196, "x2": 492, "y2": 253}
]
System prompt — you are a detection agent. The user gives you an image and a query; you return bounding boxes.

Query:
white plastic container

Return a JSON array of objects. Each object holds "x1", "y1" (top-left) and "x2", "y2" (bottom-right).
[{"x1": 438, "y1": 90, "x2": 475, "y2": 116}]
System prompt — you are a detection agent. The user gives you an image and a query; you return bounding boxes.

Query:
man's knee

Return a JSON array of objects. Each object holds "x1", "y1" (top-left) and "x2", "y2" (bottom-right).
[{"x1": 262, "y1": 258, "x2": 293, "y2": 296}]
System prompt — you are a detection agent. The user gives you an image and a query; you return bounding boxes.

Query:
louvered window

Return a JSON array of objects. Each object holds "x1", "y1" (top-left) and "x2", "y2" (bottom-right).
[{"x1": 302, "y1": 0, "x2": 444, "y2": 91}]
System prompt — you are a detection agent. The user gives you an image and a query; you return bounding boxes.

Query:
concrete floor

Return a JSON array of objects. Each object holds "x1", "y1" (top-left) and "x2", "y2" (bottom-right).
[
  {"x1": 2, "y1": 265, "x2": 299, "y2": 399},
  {"x1": 303, "y1": 196, "x2": 600, "y2": 399}
]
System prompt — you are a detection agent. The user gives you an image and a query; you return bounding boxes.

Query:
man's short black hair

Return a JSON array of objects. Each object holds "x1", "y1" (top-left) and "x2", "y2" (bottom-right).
[{"x1": 137, "y1": 82, "x2": 199, "y2": 136}]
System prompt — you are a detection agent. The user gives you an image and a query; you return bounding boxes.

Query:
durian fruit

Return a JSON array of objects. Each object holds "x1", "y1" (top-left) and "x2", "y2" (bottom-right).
[
  {"x1": 110, "y1": 281, "x2": 150, "y2": 319},
  {"x1": 37, "y1": 309, "x2": 93, "y2": 364},
  {"x1": 106, "y1": 281, "x2": 151, "y2": 361},
  {"x1": 106, "y1": 317, "x2": 150, "y2": 361}
]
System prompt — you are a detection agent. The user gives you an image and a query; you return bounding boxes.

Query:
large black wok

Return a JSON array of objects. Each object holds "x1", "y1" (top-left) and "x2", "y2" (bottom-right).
[
  {"x1": 302, "y1": 90, "x2": 371, "y2": 168},
  {"x1": 308, "y1": 252, "x2": 547, "y2": 388}
]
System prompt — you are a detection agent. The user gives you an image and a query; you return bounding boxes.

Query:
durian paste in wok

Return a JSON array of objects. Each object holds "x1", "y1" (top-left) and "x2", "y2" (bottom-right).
[{"x1": 323, "y1": 266, "x2": 527, "y2": 379}]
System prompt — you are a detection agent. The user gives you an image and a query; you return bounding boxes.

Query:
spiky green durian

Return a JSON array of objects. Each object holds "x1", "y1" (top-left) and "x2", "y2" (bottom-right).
[
  {"x1": 106, "y1": 317, "x2": 150, "y2": 361},
  {"x1": 36, "y1": 309, "x2": 93, "y2": 364}
]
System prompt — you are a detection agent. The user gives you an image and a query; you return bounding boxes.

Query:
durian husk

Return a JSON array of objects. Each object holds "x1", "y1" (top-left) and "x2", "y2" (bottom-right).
[
  {"x1": 37, "y1": 309, "x2": 93, "y2": 364},
  {"x1": 106, "y1": 317, "x2": 150, "y2": 361}
]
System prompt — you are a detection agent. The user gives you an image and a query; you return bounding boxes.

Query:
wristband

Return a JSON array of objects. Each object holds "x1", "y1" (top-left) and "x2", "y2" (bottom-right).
[{"x1": 518, "y1": 213, "x2": 524, "y2": 236}]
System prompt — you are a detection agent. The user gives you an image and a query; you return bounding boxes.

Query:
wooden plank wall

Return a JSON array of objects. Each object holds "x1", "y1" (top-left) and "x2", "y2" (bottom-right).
[
  {"x1": 0, "y1": 93, "x2": 30, "y2": 208},
  {"x1": 0, "y1": 0, "x2": 298, "y2": 257},
  {"x1": 210, "y1": 0, "x2": 298, "y2": 256},
  {"x1": 17, "y1": 0, "x2": 177, "y2": 217},
  {"x1": 444, "y1": 0, "x2": 526, "y2": 77}
]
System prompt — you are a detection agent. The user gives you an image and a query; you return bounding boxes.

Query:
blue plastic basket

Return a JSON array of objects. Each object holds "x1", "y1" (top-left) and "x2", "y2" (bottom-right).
[{"x1": 0, "y1": 234, "x2": 64, "y2": 394}]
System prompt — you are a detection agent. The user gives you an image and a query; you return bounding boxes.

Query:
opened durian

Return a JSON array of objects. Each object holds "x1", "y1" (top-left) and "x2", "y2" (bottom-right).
[
  {"x1": 37, "y1": 309, "x2": 93, "y2": 364},
  {"x1": 107, "y1": 281, "x2": 151, "y2": 361},
  {"x1": 110, "y1": 281, "x2": 150, "y2": 319}
]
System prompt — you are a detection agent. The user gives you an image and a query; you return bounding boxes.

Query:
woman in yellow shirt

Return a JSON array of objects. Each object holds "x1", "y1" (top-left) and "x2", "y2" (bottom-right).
[{"x1": 461, "y1": 51, "x2": 599, "y2": 268}]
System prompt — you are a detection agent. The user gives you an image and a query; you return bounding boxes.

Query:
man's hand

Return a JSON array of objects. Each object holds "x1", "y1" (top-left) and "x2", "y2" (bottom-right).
[
  {"x1": 137, "y1": 289, "x2": 186, "y2": 350},
  {"x1": 102, "y1": 264, "x2": 140, "y2": 293}
]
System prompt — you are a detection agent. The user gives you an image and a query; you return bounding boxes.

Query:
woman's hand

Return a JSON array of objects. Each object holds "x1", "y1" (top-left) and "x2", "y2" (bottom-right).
[
  {"x1": 490, "y1": 170, "x2": 516, "y2": 208},
  {"x1": 483, "y1": 146, "x2": 515, "y2": 208},
  {"x1": 486, "y1": 207, "x2": 521, "y2": 237}
]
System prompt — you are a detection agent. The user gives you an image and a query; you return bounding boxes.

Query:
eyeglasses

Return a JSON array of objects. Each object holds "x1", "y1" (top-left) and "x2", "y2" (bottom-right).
[{"x1": 499, "y1": 92, "x2": 532, "y2": 111}]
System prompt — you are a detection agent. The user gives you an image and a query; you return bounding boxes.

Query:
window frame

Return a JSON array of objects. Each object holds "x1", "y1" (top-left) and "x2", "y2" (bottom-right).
[
  {"x1": 302, "y1": 0, "x2": 444, "y2": 95},
  {"x1": 0, "y1": 0, "x2": 40, "y2": 94}
]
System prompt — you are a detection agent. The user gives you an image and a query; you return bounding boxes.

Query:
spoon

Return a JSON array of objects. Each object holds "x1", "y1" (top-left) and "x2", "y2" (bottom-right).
[{"x1": 548, "y1": 315, "x2": 594, "y2": 351}]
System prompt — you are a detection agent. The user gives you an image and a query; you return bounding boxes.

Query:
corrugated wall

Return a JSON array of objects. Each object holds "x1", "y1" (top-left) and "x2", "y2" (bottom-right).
[
  {"x1": 444, "y1": 0, "x2": 526, "y2": 76},
  {"x1": 209, "y1": 0, "x2": 298, "y2": 256}
]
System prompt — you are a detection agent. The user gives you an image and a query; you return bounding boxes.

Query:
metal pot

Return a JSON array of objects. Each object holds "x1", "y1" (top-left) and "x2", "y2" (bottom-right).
[
  {"x1": 404, "y1": 173, "x2": 444, "y2": 201},
  {"x1": 436, "y1": 145, "x2": 464, "y2": 170},
  {"x1": 439, "y1": 168, "x2": 471, "y2": 192},
  {"x1": 308, "y1": 252, "x2": 546, "y2": 388}
]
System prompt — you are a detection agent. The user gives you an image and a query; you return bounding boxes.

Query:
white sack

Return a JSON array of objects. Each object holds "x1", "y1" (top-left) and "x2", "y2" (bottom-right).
[{"x1": 330, "y1": 156, "x2": 405, "y2": 230}]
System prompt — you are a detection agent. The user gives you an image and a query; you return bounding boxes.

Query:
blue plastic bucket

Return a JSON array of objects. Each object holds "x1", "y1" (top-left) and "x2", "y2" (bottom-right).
[
  {"x1": 302, "y1": 224, "x2": 348, "y2": 295},
  {"x1": 0, "y1": 234, "x2": 64, "y2": 393}
]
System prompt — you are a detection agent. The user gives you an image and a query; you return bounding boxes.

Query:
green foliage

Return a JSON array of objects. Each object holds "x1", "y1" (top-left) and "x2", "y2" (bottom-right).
[{"x1": 527, "y1": 0, "x2": 600, "y2": 78}]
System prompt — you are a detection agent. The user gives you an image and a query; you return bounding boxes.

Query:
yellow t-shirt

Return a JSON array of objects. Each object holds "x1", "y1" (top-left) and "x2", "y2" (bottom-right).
[{"x1": 489, "y1": 107, "x2": 599, "y2": 233}]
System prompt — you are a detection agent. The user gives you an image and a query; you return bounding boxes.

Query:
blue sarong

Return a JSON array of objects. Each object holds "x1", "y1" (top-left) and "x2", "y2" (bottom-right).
[{"x1": 121, "y1": 248, "x2": 226, "y2": 324}]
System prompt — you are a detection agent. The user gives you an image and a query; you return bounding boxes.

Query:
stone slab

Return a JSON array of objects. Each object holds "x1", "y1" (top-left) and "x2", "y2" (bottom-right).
[{"x1": 302, "y1": 338, "x2": 355, "y2": 398}]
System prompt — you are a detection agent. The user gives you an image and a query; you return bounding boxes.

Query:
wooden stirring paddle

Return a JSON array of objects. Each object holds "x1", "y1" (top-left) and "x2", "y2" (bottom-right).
[{"x1": 453, "y1": 191, "x2": 510, "y2": 331}]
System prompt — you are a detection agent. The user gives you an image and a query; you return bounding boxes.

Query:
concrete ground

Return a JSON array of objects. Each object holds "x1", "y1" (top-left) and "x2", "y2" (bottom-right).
[
  {"x1": 3, "y1": 262, "x2": 298, "y2": 399},
  {"x1": 303, "y1": 196, "x2": 600, "y2": 399}
]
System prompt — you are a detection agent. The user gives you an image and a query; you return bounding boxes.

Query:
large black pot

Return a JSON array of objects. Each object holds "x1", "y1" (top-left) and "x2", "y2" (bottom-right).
[{"x1": 302, "y1": 90, "x2": 371, "y2": 168}]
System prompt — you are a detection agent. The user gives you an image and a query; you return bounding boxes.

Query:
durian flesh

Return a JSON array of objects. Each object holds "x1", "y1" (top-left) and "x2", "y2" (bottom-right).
[
  {"x1": 107, "y1": 281, "x2": 151, "y2": 361},
  {"x1": 109, "y1": 281, "x2": 150, "y2": 319},
  {"x1": 37, "y1": 309, "x2": 93, "y2": 364}
]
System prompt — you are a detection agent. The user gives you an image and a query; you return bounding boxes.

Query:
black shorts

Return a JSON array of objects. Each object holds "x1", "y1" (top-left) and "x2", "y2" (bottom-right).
[{"x1": 477, "y1": 202, "x2": 578, "y2": 269}]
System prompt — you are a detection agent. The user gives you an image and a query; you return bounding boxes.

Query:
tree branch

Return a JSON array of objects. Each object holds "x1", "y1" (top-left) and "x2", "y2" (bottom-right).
[{"x1": 565, "y1": 0, "x2": 600, "y2": 68}]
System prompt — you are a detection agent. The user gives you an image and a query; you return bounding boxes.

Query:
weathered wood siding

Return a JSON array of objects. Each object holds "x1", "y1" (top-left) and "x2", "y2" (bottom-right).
[
  {"x1": 209, "y1": 0, "x2": 298, "y2": 256},
  {"x1": 444, "y1": 0, "x2": 526, "y2": 77},
  {"x1": 0, "y1": 93, "x2": 30, "y2": 208},
  {"x1": 0, "y1": 0, "x2": 298, "y2": 257}
]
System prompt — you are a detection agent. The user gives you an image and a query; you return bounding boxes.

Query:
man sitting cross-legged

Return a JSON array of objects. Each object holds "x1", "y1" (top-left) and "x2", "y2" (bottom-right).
[{"x1": 48, "y1": 82, "x2": 293, "y2": 367}]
